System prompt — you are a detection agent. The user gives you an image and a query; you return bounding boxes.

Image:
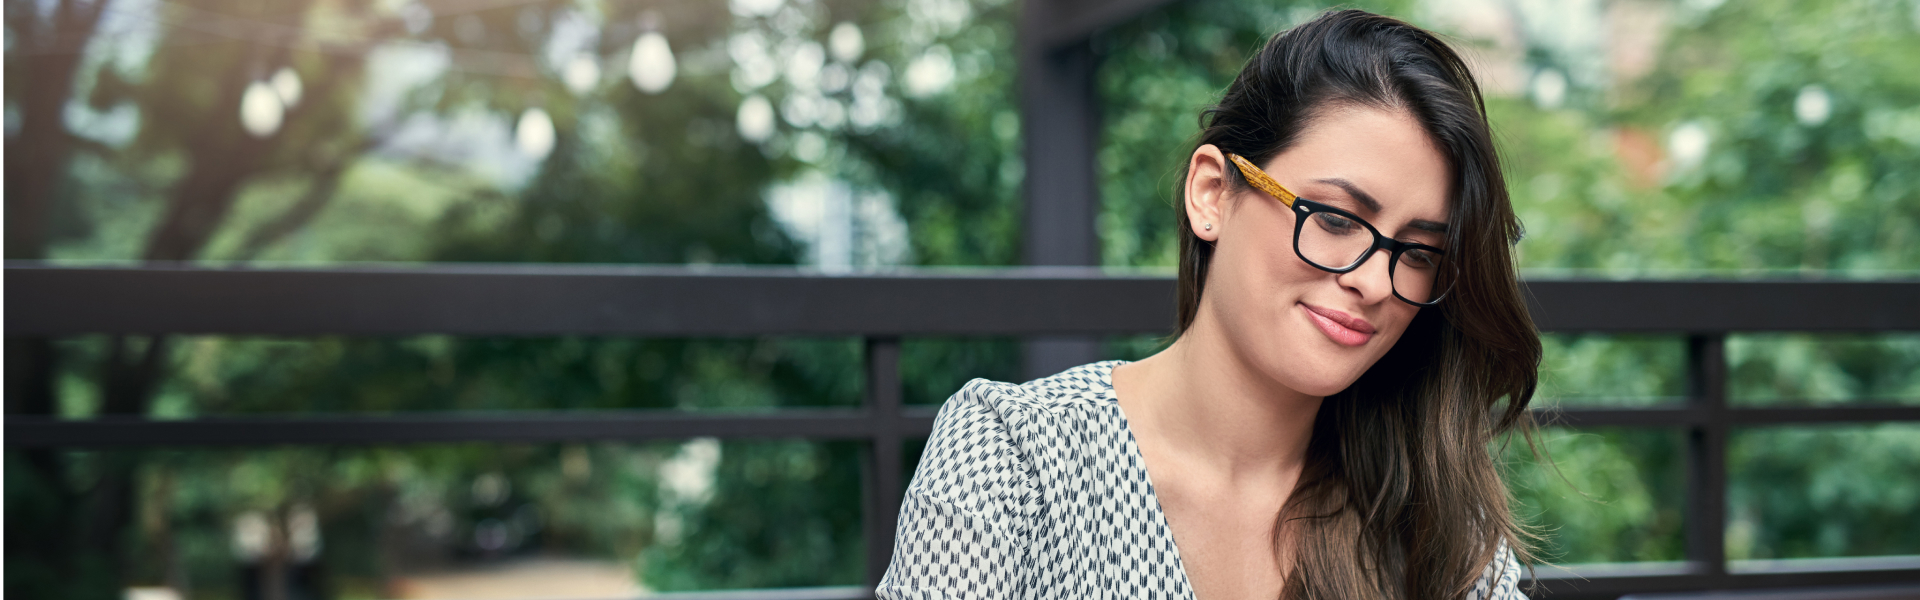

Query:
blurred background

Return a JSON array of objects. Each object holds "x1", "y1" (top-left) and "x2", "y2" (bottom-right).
[{"x1": 5, "y1": 0, "x2": 1917, "y2": 598}]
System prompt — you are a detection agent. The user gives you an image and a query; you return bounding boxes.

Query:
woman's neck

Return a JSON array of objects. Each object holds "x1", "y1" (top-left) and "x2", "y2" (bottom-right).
[{"x1": 1114, "y1": 313, "x2": 1323, "y2": 486}]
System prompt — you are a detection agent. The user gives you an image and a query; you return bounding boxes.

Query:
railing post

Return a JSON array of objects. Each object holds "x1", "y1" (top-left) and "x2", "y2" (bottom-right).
[
  {"x1": 1686, "y1": 334, "x2": 1730, "y2": 584},
  {"x1": 861, "y1": 336, "x2": 904, "y2": 593},
  {"x1": 1018, "y1": 0, "x2": 1104, "y2": 380}
]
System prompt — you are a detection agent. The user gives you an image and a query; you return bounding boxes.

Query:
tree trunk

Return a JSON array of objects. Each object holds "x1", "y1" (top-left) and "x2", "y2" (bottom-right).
[
  {"x1": 141, "y1": 68, "x2": 279, "y2": 262},
  {"x1": 4, "y1": 0, "x2": 109, "y2": 260},
  {"x1": 12, "y1": 0, "x2": 362, "y2": 594},
  {"x1": 6, "y1": 1, "x2": 111, "y2": 596},
  {"x1": 69, "y1": 335, "x2": 172, "y2": 597}
]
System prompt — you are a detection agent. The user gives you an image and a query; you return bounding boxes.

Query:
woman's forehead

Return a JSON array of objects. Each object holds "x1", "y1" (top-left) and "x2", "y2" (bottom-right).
[{"x1": 1270, "y1": 107, "x2": 1453, "y2": 224}]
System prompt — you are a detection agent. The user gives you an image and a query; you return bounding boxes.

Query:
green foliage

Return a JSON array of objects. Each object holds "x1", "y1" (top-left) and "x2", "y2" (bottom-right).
[
  {"x1": 842, "y1": 11, "x2": 1026, "y2": 267},
  {"x1": 899, "y1": 338, "x2": 1021, "y2": 406},
  {"x1": 1501, "y1": 428, "x2": 1687, "y2": 564},
  {"x1": 8, "y1": 0, "x2": 1919, "y2": 595},
  {"x1": 5, "y1": 452, "x2": 130, "y2": 600},
  {"x1": 1728, "y1": 425, "x2": 1920, "y2": 560},
  {"x1": 1729, "y1": 334, "x2": 1920, "y2": 405},
  {"x1": 638, "y1": 441, "x2": 864, "y2": 591},
  {"x1": 14, "y1": 0, "x2": 1025, "y2": 593},
  {"x1": 1536, "y1": 335, "x2": 1686, "y2": 407},
  {"x1": 1511, "y1": 0, "x2": 1920, "y2": 274},
  {"x1": 154, "y1": 336, "x2": 863, "y2": 415}
]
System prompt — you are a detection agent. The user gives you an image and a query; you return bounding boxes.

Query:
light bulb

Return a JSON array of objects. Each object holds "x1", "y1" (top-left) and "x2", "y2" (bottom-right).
[{"x1": 629, "y1": 32, "x2": 676, "y2": 94}]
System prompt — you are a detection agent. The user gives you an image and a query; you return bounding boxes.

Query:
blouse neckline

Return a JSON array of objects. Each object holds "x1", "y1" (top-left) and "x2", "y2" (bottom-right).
[{"x1": 1093, "y1": 359, "x2": 1199, "y2": 599}]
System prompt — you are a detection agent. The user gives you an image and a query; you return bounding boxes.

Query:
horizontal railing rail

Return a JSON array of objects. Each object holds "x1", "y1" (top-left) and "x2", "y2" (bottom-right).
[
  {"x1": 1538, "y1": 404, "x2": 1920, "y2": 428},
  {"x1": 3, "y1": 409, "x2": 943, "y2": 447},
  {"x1": 7, "y1": 263, "x2": 1919, "y2": 600},
  {"x1": 9, "y1": 263, "x2": 1920, "y2": 335},
  {"x1": 11, "y1": 404, "x2": 1920, "y2": 448}
]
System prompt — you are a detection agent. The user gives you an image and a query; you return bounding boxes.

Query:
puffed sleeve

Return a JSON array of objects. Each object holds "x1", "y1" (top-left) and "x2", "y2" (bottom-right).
[
  {"x1": 1469, "y1": 541, "x2": 1529, "y2": 600},
  {"x1": 876, "y1": 380, "x2": 1036, "y2": 600}
]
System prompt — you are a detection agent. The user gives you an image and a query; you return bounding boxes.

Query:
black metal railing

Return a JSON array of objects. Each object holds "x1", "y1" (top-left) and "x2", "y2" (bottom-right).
[{"x1": 7, "y1": 263, "x2": 1920, "y2": 600}]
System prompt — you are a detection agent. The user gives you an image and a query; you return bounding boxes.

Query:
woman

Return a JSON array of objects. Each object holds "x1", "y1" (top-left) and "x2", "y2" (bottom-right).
[{"x1": 880, "y1": 9, "x2": 1540, "y2": 599}]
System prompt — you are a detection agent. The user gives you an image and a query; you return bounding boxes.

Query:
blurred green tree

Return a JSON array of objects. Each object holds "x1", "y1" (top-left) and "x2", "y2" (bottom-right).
[
  {"x1": 7, "y1": 0, "x2": 1027, "y2": 596},
  {"x1": 7, "y1": 0, "x2": 1918, "y2": 596}
]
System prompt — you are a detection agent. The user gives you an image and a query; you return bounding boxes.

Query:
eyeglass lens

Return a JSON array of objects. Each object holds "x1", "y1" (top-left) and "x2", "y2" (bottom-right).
[{"x1": 1296, "y1": 210, "x2": 1448, "y2": 304}]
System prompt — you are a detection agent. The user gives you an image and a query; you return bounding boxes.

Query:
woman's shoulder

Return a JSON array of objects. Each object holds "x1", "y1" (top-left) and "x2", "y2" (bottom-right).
[
  {"x1": 907, "y1": 360, "x2": 1134, "y2": 523},
  {"x1": 930, "y1": 360, "x2": 1127, "y2": 438},
  {"x1": 1470, "y1": 539, "x2": 1530, "y2": 600},
  {"x1": 945, "y1": 360, "x2": 1125, "y2": 412},
  {"x1": 919, "y1": 360, "x2": 1129, "y2": 470}
]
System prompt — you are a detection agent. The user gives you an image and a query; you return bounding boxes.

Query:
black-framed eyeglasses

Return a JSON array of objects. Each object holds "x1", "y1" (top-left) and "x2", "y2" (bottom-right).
[{"x1": 1226, "y1": 153, "x2": 1455, "y2": 306}]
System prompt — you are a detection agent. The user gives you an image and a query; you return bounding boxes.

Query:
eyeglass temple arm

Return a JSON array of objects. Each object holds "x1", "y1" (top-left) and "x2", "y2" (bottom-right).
[{"x1": 1227, "y1": 153, "x2": 1298, "y2": 207}]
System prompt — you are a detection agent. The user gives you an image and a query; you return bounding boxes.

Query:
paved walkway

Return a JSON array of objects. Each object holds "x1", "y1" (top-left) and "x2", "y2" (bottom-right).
[{"x1": 385, "y1": 557, "x2": 645, "y2": 599}]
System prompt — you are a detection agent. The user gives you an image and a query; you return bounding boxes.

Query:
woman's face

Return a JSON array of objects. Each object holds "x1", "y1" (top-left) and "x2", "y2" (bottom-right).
[{"x1": 1184, "y1": 106, "x2": 1452, "y2": 397}]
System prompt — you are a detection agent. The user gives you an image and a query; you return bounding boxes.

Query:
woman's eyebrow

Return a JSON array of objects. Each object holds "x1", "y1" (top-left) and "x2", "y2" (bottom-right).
[
  {"x1": 1314, "y1": 177, "x2": 1450, "y2": 234},
  {"x1": 1312, "y1": 177, "x2": 1383, "y2": 212}
]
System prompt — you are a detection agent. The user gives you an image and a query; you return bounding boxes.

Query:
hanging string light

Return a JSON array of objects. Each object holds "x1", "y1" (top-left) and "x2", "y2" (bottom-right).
[
  {"x1": 270, "y1": 67, "x2": 303, "y2": 107},
  {"x1": 1795, "y1": 85, "x2": 1832, "y2": 127},
  {"x1": 516, "y1": 107, "x2": 555, "y2": 158},
  {"x1": 737, "y1": 94, "x2": 774, "y2": 143},
  {"x1": 239, "y1": 79, "x2": 284, "y2": 137},
  {"x1": 563, "y1": 52, "x2": 601, "y2": 96},
  {"x1": 628, "y1": 31, "x2": 676, "y2": 94},
  {"x1": 829, "y1": 22, "x2": 863, "y2": 62}
]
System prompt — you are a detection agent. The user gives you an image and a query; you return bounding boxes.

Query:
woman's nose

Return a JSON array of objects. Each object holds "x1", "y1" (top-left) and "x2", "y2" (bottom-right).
[{"x1": 1336, "y1": 248, "x2": 1396, "y2": 304}]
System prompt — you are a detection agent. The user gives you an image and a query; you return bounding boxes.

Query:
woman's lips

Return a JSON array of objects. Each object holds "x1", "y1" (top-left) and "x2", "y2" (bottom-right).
[{"x1": 1301, "y1": 303, "x2": 1375, "y2": 347}]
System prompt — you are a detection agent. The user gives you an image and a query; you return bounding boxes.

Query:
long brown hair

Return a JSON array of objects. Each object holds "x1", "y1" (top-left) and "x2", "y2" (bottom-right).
[{"x1": 1174, "y1": 10, "x2": 1542, "y2": 599}]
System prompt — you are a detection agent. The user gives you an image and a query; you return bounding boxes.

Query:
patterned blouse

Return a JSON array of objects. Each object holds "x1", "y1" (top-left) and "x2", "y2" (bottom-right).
[{"x1": 877, "y1": 361, "x2": 1527, "y2": 600}]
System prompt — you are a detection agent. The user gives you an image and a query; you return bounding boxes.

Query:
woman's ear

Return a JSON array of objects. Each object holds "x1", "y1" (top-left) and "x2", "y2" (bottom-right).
[{"x1": 1185, "y1": 144, "x2": 1232, "y2": 242}]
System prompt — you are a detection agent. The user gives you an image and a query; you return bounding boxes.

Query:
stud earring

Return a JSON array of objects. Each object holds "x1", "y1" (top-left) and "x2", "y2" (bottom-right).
[{"x1": 1203, "y1": 222, "x2": 1213, "y2": 231}]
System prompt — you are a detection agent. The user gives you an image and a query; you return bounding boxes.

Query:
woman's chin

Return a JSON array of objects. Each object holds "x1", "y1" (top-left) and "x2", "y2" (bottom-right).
[
  {"x1": 1299, "y1": 382, "x2": 1354, "y2": 397},
  {"x1": 1277, "y1": 371, "x2": 1362, "y2": 398}
]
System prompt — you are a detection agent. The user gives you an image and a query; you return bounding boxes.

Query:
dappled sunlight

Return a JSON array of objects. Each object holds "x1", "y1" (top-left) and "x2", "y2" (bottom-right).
[{"x1": 7, "y1": 0, "x2": 1916, "y2": 597}]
